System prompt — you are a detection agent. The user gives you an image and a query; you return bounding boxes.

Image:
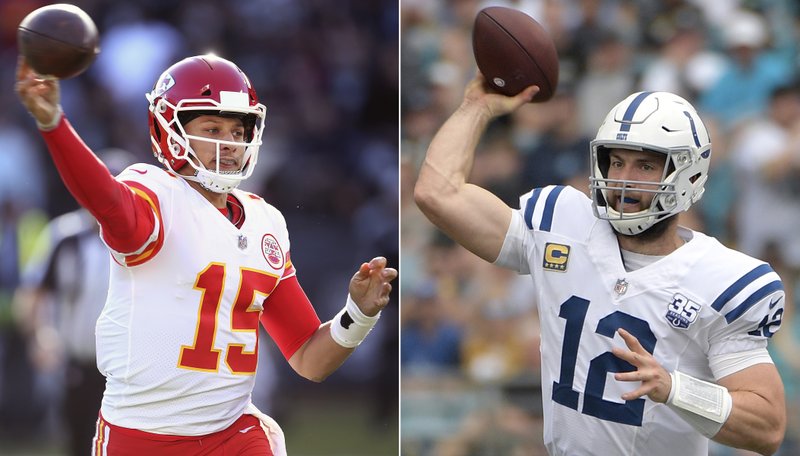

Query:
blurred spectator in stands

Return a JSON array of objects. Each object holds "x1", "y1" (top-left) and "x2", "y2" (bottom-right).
[
  {"x1": 518, "y1": 82, "x2": 590, "y2": 195},
  {"x1": 401, "y1": 280, "x2": 463, "y2": 375},
  {"x1": 699, "y1": 9, "x2": 797, "y2": 131},
  {"x1": 575, "y1": 30, "x2": 635, "y2": 138},
  {"x1": 731, "y1": 84, "x2": 800, "y2": 304},
  {"x1": 639, "y1": 6, "x2": 725, "y2": 100}
]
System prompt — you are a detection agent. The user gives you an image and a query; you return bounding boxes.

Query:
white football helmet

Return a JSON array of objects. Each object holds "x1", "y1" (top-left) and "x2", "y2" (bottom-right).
[{"x1": 589, "y1": 91, "x2": 711, "y2": 235}]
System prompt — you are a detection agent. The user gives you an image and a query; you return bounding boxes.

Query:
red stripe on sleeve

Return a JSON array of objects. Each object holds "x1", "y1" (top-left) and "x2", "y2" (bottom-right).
[
  {"x1": 260, "y1": 276, "x2": 321, "y2": 360},
  {"x1": 40, "y1": 118, "x2": 156, "y2": 253}
]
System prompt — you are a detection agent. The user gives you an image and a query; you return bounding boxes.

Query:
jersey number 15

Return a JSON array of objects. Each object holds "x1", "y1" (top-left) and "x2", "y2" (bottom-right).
[{"x1": 178, "y1": 263, "x2": 277, "y2": 375}]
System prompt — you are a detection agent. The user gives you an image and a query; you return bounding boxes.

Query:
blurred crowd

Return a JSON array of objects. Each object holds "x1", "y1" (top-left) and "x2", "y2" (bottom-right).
[
  {"x1": 0, "y1": 0, "x2": 398, "y2": 454},
  {"x1": 401, "y1": 0, "x2": 800, "y2": 455}
]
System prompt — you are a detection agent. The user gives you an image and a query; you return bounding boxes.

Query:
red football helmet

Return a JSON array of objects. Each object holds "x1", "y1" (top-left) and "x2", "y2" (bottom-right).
[{"x1": 146, "y1": 54, "x2": 266, "y2": 193}]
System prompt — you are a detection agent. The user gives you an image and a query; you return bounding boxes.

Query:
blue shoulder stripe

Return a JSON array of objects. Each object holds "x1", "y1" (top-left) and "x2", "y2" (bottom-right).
[
  {"x1": 724, "y1": 280, "x2": 784, "y2": 323},
  {"x1": 540, "y1": 186, "x2": 565, "y2": 232},
  {"x1": 710, "y1": 264, "x2": 775, "y2": 312},
  {"x1": 524, "y1": 188, "x2": 543, "y2": 229}
]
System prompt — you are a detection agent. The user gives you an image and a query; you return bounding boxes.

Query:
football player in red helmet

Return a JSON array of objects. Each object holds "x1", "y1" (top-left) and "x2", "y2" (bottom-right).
[{"x1": 16, "y1": 53, "x2": 397, "y2": 456}]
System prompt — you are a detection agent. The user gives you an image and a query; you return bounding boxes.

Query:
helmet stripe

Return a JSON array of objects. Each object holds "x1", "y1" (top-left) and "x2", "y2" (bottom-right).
[
  {"x1": 682, "y1": 111, "x2": 701, "y2": 147},
  {"x1": 619, "y1": 91, "x2": 654, "y2": 132}
]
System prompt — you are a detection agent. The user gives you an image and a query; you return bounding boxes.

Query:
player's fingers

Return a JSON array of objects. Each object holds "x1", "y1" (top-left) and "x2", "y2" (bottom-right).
[
  {"x1": 621, "y1": 386, "x2": 650, "y2": 401},
  {"x1": 352, "y1": 262, "x2": 370, "y2": 281},
  {"x1": 381, "y1": 267, "x2": 398, "y2": 282},
  {"x1": 519, "y1": 85, "x2": 540, "y2": 102},
  {"x1": 614, "y1": 371, "x2": 640, "y2": 382},
  {"x1": 618, "y1": 328, "x2": 645, "y2": 353},
  {"x1": 368, "y1": 256, "x2": 387, "y2": 270},
  {"x1": 16, "y1": 55, "x2": 31, "y2": 81},
  {"x1": 611, "y1": 346, "x2": 636, "y2": 364}
]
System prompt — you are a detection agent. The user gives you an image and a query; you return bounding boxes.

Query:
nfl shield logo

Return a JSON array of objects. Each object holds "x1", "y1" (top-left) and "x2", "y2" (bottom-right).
[
  {"x1": 238, "y1": 234, "x2": 248, "y2": 250},
  {"x1": 614, "y1": 278, "x2": 628, "y2": 295}
]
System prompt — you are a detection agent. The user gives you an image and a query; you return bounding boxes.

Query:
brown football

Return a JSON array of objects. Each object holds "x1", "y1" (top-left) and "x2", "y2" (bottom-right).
[
  {"x1": 472, "y1": 6, "x2": 559, "y2": 102},
  {"x1": 17, "y1": 3, "x2": 100, "y2": 79}
]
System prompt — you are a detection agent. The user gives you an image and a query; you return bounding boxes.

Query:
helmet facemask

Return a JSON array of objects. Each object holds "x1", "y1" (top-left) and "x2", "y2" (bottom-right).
[
  {"x1": 148, "y1": 92, "x2": 266, "y2": 193},
  {"x1": 590, "y1": 145, "x2": 707, "y2": 235}
]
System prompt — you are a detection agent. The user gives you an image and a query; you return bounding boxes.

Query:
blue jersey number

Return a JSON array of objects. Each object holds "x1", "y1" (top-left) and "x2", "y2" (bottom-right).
[{"x1": 552, "y1": 296, "x2": 657, "y2": 426}]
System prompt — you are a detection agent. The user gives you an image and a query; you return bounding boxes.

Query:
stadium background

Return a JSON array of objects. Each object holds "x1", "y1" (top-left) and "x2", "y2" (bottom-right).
[
  {"x1": 401, "y1": 0, "x2": 800, "y2": 455},
  {"x1": 0, "y1": 0, "x2": 398, "y2": 455}
]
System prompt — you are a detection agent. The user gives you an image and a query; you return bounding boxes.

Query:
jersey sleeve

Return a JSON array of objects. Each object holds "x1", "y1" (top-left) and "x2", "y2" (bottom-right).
[
  {"x1": 40, "y1": 118, "x2": 157, "y2": 255},
  {"x1": 259, "y1": 275, "x2": 321, "y2": 360},
  {"x1": 494, "y1": 185, "x2": 595, "y2": 273},
  {"x1": 706, "y1": 262, "x2": 785, "y2": 377}
]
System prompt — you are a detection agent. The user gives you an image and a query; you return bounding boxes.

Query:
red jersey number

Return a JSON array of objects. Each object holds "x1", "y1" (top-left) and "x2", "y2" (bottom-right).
[{"x1": 178, "y1": 263, "x2": 278, "y2": 374}]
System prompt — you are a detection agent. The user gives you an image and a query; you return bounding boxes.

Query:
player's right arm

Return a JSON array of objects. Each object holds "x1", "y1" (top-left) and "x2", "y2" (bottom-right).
[
  {"x1": 414, "y1": 74, "x2": 538, "y2": 262},
  {"x1": 15, "y1": 57, "x2": 155, "y2": 254}
]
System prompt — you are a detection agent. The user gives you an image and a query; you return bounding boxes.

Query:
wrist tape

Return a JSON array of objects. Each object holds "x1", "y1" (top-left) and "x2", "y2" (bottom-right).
[
  {"x1": 330, "y1": 294, "x2": 380, "y2": 348},
  {"x1": 37, "y1": 105, "x2": 62, "y2": 131},
  {"x1": 666, "y1": 371, "x2": 733, "y2": 438}
]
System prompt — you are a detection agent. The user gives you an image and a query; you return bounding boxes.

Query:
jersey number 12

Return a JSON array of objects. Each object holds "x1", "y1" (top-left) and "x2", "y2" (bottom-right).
[{"x1": 552, "y1": 296, "x2": 657, "y2": 426}]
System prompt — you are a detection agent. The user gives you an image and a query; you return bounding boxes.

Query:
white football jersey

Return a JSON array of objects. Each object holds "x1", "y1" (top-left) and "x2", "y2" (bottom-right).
[
  {"x1": 496, "y1": 185, "x2": 785, "y2": 456},
  {"x1": 96, "y1": 164, "x2": 296, "y2": 435}
]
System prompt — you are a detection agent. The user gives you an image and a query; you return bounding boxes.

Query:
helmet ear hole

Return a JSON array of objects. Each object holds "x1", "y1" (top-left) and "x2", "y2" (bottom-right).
[{"x1": 153, "y1": 122, "x2": 162, "y2": 142}]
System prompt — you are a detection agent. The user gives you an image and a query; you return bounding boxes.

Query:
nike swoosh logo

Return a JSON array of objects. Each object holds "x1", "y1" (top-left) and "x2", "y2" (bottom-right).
[
  {"x1": 769, "y1": 297, "x2": 781, "y2": 309},
  {"x1": 239, "y1": 425, "x2": 256, "y2": 433},
  {"x1": 129, "y1": 168, "x2": 148, "y2": 175}
]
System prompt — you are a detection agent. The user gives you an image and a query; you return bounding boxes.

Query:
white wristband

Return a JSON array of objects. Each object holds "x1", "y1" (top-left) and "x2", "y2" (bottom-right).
[
  {"x1": 36, "y1": 105, "x2": 63, "y2": 131},
  {"x1": 329, "y1": 294, "x2": 380, "y2": 348},
  {"x1": 666, "y1": 371, "x2": 733, "y2": 438}
]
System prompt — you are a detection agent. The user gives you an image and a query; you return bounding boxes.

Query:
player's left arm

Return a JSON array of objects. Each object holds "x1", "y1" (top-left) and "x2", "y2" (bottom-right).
[
  {"x1": 613, "y1": 329, "x2": 786, "y2": 455},
  {"x1": 266, "y1": 257, "x2": 396, "y2": 382},
  {"x1": 713, "y1": 364, "x2": 785, "y2": 455}
]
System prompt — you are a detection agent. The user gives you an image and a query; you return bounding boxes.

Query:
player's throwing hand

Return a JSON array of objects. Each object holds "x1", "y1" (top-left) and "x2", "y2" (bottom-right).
[{"x1": 15, "y1": 57, "x2": 61, "y2": 128}]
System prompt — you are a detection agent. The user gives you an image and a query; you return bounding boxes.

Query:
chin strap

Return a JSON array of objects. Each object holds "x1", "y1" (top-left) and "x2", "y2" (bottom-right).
[{"x1": 180, "y1": 169, "x2": 242, "y2": 193}]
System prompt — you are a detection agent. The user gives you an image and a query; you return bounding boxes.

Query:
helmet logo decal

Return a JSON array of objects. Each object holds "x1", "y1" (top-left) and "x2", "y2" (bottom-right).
[
  {"x1": 616, "y1": 133, "x2": 627, "y2": 140},
  {"x1": 261, "y1": 234, "x2": 284, "y2": 269},
  {"x1": 665, "y1": 293, "x2": 701, "y2": 329},
  {"x1": 154, "y1": 73, "x2": 175, "y2": 97}
]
